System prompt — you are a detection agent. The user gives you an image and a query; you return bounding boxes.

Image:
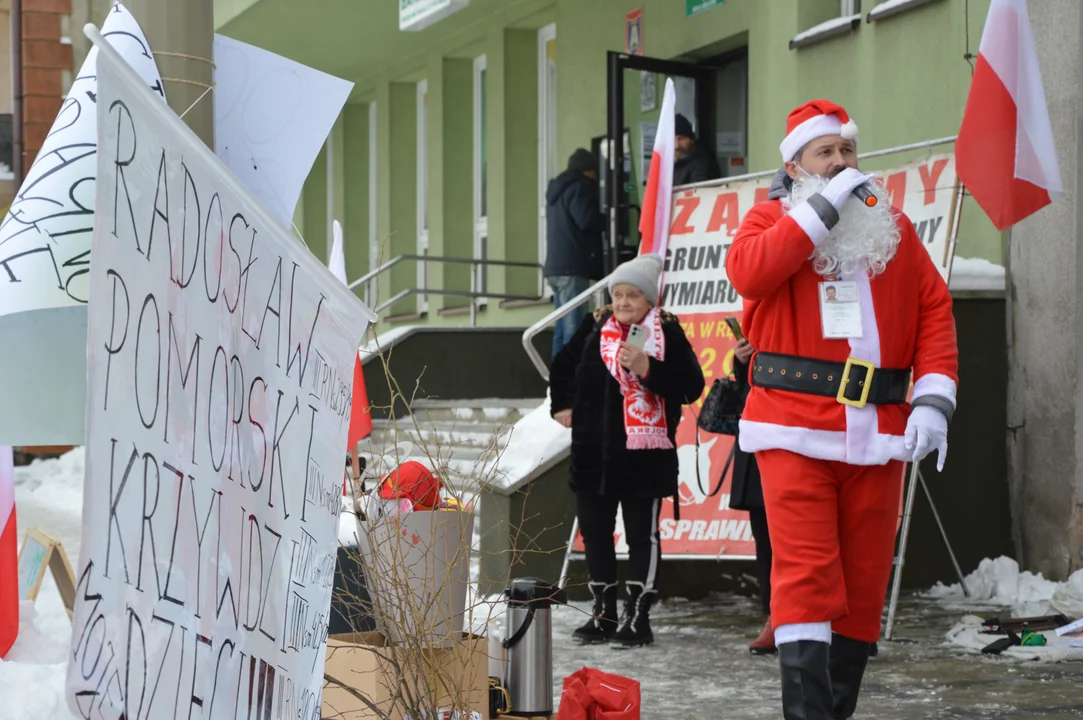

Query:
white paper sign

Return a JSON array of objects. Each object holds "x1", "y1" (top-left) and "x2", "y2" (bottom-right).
[
  {"x1": 0, "y1": 1, "x2": 164, "y2": 319},
  {"x1": 214, "y1": 35, "x2": 354, "y2": 229},
  {"x1": 67, "y1": 28, "x2": 374, "y2": 720}
]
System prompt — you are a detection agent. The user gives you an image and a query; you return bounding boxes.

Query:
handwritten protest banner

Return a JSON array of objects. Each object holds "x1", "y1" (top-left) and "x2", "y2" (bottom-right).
[{"x1": 66, "y1": 29, "x2": 373, "y2": 720}]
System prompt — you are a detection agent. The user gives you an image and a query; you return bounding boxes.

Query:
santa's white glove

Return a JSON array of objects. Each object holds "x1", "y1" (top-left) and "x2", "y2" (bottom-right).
[
  {"x1": 904, "y1": 405, "x2": 949, "y2": 472},
  {"x1": 818, "y1": 168, "x2": 877, "y2": 212}
]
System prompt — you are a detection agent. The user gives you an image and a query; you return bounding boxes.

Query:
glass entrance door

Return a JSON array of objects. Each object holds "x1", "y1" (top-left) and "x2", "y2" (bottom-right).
[{"x1": 605, "y1": 51, "x2": 713, "y2": 274}]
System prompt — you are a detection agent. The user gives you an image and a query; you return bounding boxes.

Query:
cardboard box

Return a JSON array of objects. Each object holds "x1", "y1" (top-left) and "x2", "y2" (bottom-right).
[
  {"x1": 322, "y1": 631, "x2": 490, "y2": 720},
  {"x1": 356, "y1": 509, "x2": 474, "y2": 648}
]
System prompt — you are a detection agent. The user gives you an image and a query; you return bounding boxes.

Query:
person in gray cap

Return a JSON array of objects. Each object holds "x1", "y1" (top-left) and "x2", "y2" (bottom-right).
[
  {"x1": 674, "y1": 113, "x2": 722, "y2": 187},
  {"x1": 544, "y1": 148, "x2": 606, "y2": 358},
  {"x1": 549, "y1": 253, "x2": 705, "y2": 649}
]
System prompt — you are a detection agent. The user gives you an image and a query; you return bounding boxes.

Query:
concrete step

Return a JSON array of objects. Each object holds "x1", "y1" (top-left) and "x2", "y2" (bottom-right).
[
  {"x1": 406, "y1": 398, "x2": 542, "y2": 426},
  {"x1": 353, "y1": 397, "x2": 544, "y2": 490},
  {"x1": 371, "y1": 417, "x2": 513, "y2": 440}
]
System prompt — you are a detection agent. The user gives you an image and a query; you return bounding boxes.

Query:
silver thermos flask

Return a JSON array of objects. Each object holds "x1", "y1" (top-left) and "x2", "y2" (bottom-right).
[{"x1": 502, "y1": 577, "x2": 568, "y2": 717}]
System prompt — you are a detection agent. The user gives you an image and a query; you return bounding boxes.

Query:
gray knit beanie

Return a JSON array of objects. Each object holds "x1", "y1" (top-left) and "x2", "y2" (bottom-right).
[{"x1": 607, "y1": 253, "x2": 664, "y2": 306}]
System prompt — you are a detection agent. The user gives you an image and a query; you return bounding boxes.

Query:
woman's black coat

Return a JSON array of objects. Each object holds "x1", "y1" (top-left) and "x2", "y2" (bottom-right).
[
  {"x1": 549, "y1": 308, "x2": 705, "y2": 499},
  {"x1": 728, "y1": 356, "x2": 764, "y2": 511}
]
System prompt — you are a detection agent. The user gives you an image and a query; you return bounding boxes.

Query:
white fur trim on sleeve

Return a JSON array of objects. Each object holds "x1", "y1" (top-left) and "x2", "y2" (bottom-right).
[
  {"x1": 775, "y1": 622, "x2": 833, "y2": 646},
  {"x1": 788, "y1": 201, "x2": 832, "y2": 246},
  {"x1": 913, "y1": 373, "x2": 957, "y2": 408}
]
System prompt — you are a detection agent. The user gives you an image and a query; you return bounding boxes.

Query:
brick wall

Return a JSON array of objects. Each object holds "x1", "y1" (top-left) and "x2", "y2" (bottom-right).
[{"x1": 20, "y1": 0, "x2": 72, "y2": 172}]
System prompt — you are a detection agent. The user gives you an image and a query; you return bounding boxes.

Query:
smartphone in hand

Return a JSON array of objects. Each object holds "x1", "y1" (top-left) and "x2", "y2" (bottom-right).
[
  {"x1": 626, "y1": 324, "x2": 649, "y2": 350},
  {"x1": 725, "y1": 316, "x2": 745, "y2": 342}
]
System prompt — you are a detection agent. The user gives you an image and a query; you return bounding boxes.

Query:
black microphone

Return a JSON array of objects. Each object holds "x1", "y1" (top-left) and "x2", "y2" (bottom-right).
[{"x1": 851, "y1": 183, "x2": 879, "y2": 207}]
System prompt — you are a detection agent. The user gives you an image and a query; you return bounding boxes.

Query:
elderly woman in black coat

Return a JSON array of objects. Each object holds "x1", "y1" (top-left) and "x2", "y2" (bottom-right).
[{"x1": 550, "y1": 253, "x2": 705, "y2": 649}]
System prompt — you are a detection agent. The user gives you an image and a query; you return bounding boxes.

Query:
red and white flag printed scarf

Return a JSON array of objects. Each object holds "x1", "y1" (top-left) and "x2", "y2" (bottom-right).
[{"x1": 599, "y1": 307, "x2": 673, "y2": 450}]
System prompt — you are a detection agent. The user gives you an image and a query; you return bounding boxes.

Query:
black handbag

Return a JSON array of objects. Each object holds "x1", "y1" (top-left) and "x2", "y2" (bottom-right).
[{"x1": 696, "y1": 376, "x2": 745, "y2": 436}]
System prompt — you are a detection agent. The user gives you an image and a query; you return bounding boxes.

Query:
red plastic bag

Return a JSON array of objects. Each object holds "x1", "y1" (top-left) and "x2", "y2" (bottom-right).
[{"x1": 556, "y1": 667, "x2": 641, "y2": 720}]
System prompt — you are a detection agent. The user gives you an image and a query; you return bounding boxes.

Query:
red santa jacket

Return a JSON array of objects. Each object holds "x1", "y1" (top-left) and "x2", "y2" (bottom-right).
[{"x1": 726, "y1": 198, "x2": 958, "y2": 466}]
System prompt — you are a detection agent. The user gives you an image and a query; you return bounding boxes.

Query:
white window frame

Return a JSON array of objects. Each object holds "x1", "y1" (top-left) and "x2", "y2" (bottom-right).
[
  {"x1": 368, "y1": 101, "x2": 379, "y2": 307},
  {"x1": 473, "y1": 54, "x2": 488, "y2": 308},
  {"x1": 416, "y1": 79, "x2": 429, "y2": 315},
  {"x1": 537, "y1": 23, "x2": 557, "y2": 297}
]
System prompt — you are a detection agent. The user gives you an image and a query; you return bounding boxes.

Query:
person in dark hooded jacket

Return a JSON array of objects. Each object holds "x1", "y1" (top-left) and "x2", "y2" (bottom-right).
[
  {"x1": 673, "y1": 113, "x2": 722, "y2": 187},
  {"x1": 544, "y1": 149, "x2": 605, "y2": 358}
]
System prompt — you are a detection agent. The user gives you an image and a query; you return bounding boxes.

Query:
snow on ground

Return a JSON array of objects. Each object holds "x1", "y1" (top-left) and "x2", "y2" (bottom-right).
[
  {"x1": 11, "y1": 448, "x2": 1083, "y2": 716},
  {"x1": 923, "y1": 556, "x2": 1083, "y2": 661},
  {"x1": 1, "y1": 450, "x2": 86, "y2": 720},
  {"x1": 922, "y1": 556, "x2": 1082, "y2": 617}
]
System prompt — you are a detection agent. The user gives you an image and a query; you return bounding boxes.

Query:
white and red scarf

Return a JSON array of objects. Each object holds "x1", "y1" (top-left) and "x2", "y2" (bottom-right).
[{"x1": 599, "y1": 307, "x2": 673, "y2": 450}]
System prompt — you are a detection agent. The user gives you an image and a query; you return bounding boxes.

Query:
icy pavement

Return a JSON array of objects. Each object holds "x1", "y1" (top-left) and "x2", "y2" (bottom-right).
[
  {"x1": 7, "y1": 449, "x2": 1083, "y2": 718},
  {"x1": 550, "y1": 594, "x2": 1083, "y2": 719}
]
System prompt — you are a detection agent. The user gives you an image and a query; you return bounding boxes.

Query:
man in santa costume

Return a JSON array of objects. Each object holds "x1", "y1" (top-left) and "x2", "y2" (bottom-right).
[{"x1": 727, "y1": 100, "x2": 958, "y2": 719}]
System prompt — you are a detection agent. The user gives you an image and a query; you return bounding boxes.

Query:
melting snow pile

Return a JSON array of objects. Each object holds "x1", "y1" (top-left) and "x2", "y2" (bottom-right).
[
  {"x1": 489, "y1": 393, "x2": 570, "y2": 493},
  {"x1": 0, "y1": 450, "x2": 86, "y2": 719},
  {"x1": 925, "y1": 556, "x2": 1083, "y2": 661}
]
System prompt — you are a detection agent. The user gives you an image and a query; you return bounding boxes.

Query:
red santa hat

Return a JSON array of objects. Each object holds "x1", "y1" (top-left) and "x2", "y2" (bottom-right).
[{"x1": 779, "y1": 99, "x2": 859, "y2": 163}]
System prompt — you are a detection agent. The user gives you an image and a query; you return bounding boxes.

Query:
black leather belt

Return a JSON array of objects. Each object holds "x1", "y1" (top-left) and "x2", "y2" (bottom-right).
[{"x1": 751, "y1": 352, "x2": 911, "y2": 408}]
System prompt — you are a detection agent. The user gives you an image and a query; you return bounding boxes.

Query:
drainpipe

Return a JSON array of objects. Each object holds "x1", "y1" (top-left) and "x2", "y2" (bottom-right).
[{"x1": 11, "y1": 0, "x2": 22, "y2": 182}]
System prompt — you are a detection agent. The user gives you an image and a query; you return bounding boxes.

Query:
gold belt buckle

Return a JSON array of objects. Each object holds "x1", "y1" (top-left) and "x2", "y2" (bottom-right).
[{"x1": 837, "y1": 357, "x2": 875, "y2": 409}]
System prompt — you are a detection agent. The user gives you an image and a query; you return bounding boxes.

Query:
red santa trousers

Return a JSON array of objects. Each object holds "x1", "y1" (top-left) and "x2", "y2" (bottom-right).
[{"x1": 757, "y1": 449, "x2": 904, "y2": 643}]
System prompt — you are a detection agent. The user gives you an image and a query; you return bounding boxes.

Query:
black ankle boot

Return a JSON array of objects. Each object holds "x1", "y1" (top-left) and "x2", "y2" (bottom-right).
[
  {"x1": 829, "y1": 633, "x2": 870, "y2": 719},
  {"x1": 611, "y1": 582, "x2": 654, "y2": 648},
  {"x1": 572, "y1": 582, "x2": 617, "y2": 644},
  {"x1": 778, "y1": 641, "x2": 833, "y2": 720}
]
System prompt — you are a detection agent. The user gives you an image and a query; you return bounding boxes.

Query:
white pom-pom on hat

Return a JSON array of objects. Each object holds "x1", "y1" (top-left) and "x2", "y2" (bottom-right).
[{"x1": 840, "y1": 119, "x2": 859, "y2": 141}]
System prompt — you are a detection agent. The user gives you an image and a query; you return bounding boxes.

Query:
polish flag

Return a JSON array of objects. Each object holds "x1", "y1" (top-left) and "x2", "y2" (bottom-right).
[
  {"x1": 956, "y1": 0, "x2": 1062, "y2": 231},
  {"x1": 0, "y1": 446, "x2": 17, "y2": 658},
  {"x1": 328, "y1": 221, "x2": 373, "y2": 451},
  {"x1": 639, "y1": 78, "x2": 676, "y2": 289}
]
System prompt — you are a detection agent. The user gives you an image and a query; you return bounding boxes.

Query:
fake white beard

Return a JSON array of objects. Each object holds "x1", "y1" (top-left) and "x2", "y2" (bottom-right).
[{"x1": 790, "y1": 174, "x2": 901, "y2": 278}]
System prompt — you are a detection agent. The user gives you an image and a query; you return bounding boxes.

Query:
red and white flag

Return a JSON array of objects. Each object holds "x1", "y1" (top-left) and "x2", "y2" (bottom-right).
[
  {"x1": 0, "y1": 446, "x2": 17, "y2": 658},
  {"x1": 329, "y1": 221, "x2": 373, "y2": 451},
  {"x1": 638, "y1": 78, "x2": 676, "y2": 290},
  {"x1": 956, "y1": 0, "x2": 1062, "y2": 231}
]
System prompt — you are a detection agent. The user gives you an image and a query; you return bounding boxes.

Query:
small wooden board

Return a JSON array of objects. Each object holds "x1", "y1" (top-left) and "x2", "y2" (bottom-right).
[{"x1": 18, "y1": 528, "x2": 77, "y2": 618}]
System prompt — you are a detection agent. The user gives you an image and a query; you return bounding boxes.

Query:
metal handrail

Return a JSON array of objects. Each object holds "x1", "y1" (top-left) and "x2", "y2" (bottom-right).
[
  {"x1": 348, "y1": 253, "x2": 543, "y2": 291},
  {"x1": 521, "y1": 276, "x2": 612, "y2": 381},
  {"x1": 347, "y1": 253, "x2": 544, "y2": 326}
]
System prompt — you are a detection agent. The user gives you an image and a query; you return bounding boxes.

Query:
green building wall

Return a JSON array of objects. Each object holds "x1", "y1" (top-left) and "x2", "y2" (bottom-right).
[{"x1": 217, "y1": 0, "x2": 999, "y2": 332}]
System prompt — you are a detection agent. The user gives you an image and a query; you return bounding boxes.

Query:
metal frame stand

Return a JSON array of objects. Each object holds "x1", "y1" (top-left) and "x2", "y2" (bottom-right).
[{"x1": 885, "y1": 464, "x2": 970, "y2": 639}]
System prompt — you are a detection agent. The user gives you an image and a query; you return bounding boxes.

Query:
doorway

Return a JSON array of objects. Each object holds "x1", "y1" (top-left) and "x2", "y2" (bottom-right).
[
  {"x1": 699, "y1": 47, "x2": 749, "y2": 179},
  {"x1": 604, "y1": 51, "x2": 712, "y2": 273}
]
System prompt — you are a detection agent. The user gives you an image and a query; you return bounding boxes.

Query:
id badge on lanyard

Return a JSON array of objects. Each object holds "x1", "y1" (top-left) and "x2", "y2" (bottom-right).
[{"x1": 819, "y1": 275, "x2": 863, "y2": 339}]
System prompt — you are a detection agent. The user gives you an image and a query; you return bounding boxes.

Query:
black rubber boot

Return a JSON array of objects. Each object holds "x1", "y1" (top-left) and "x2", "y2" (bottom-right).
[
  {"x1": 572, "y1": 582, "x2": 618, "y2": 644},
  {"x1": 778, "y1": 641, "x2": 833, "y2": 720},
  {"x1": 829, "y1": 633, "x2": 871, "y2": 719},
  {"x1": 611, "y1": 582, "x2": 654, "y2": 648}
]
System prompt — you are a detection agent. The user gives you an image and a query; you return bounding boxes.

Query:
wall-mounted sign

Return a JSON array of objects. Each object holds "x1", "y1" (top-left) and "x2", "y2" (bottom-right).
[
  {"x1": 626, "y1": 9, "x2": 643, "y2": 55},
  {"x1": 686, "y1": 0, "x2": 724, "y2": 18},
  {"x1": 400, "y1": 0, "x2": 469, "y2": 32}
]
